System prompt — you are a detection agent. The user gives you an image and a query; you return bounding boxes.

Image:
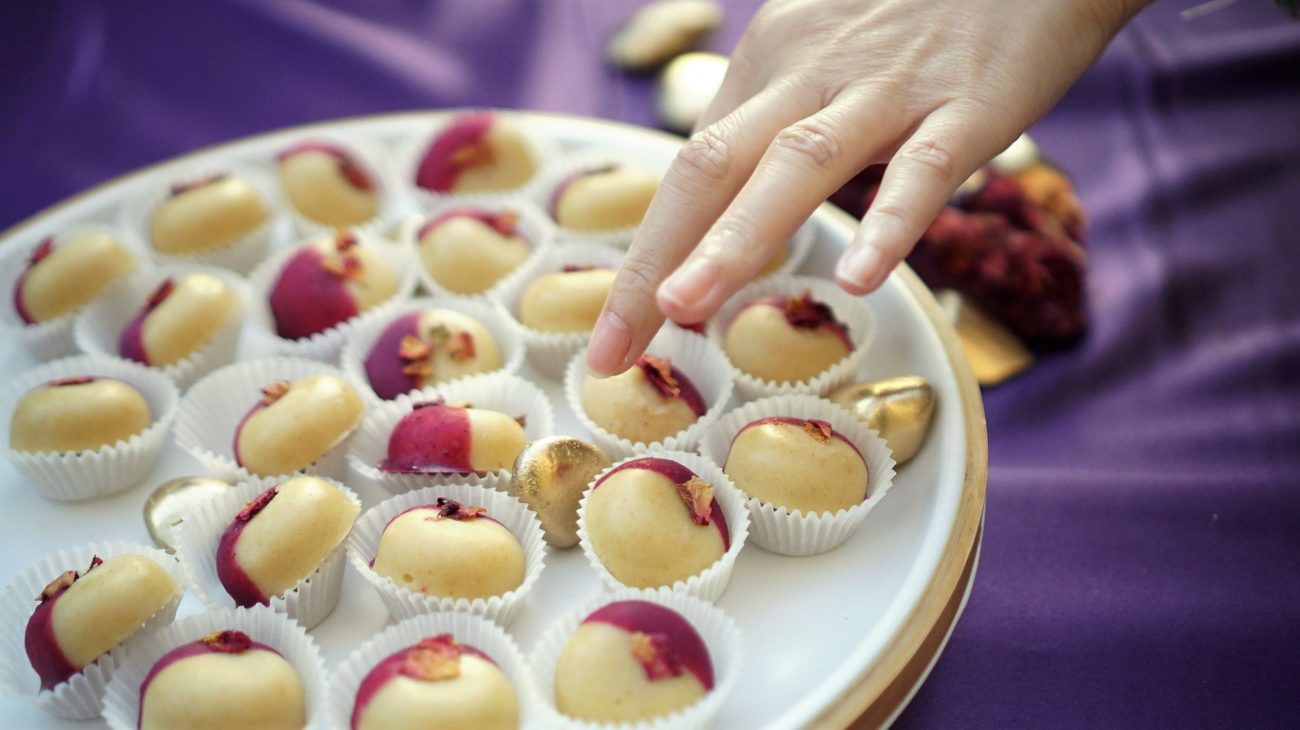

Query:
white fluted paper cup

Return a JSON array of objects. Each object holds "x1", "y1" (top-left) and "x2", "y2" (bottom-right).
[
  {"x1": 341, "y1": 296, "x2": 526, "y2": 404},
  {"x1": 101, "y1": 604, "x2": 329, "y2": 730},
  {"x1": 575, "y1": 450, "x2": 748, "y2": 603},
  {"x1": 117, "y1": 164, "x2": 285, "y2": 274},
  {"x1": 0, "y1": 224, "x2": 151, "y2": 361},
  {"x1": 344, "y1": 482, "x2": 548, "y2": 626},
  {"x1": 329, "y1": 611, "x2": 541, "y2": 729},
  {"x1": 73, "y1": 263, "x2": 247, "y2": 390},
  {"x1": 0, "y1": 542, "x2": 187, "y2": 720},
  {"x1": 405, "y1": 196, "x2": 556, "y2": 300},
  {"x1": 532, "y1": 150, "x2": 668, "y2": 250},
  {"x1": 246, "y1": 231, "x2": 418, "y2": 363},
  {"x1": 172, "y1": 475, "x2": 361, "y2": 629},
  {"x1": 271, "y1": 134, "x2": 402, "y2": 241},
  {"x1": 565, "y1": 326, "x2": 733, "y2": 459},
  {"x1": 0, "y1": 355, "x2": 179, "y2": 501},
  {"x1": 528, "y1": 587, "x2": 743, "y2": 730},
  {"x1": 346, "y1": 371, "x2": 554, "y2": 495},
  {"x1": 173, "y1": 357, "x2": 365, "y2": 483},
  {"x1": 706, "y1": 275, "x2": 876, "y2": 399},
  {"x1": 494, "y1": 242, "x2": 625, "y2": 378},
  {"x1": 699, "y1": 394, "x2": 897, "y2": 556}
]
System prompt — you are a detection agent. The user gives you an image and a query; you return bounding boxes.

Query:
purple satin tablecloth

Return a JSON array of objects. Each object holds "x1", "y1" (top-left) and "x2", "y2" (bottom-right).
[{"x1": 3, "y1": 1, "x2": 1298, "y2": 726}]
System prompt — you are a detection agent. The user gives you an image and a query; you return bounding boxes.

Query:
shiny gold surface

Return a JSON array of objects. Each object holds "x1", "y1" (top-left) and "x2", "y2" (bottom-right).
[
  {"x1": 831, "y1": 376, "x2": 936, "y2": 465},
  {"x1": 143, "y1": 476, "x2": 235, "y2": 553},
  {"x1": 509, "y1": 436, "x2": 613, "y2": 548},
  {"x1": 937, "y1": 290, "x2": 1035, "y2": 386}
]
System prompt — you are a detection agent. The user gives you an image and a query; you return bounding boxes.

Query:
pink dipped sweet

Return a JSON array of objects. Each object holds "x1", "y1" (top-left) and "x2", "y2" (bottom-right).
[
  {"x1": 584, "y1": 457, "x2": 728, "y2": 589},
  {"x1": 416, "y1": 208, "x2": 531, "y2": 295},
  {"x1": 215, "y1": 476, "x2": 359, "y2": 607},
  {"x1": 554, "y1": 600, "x2": 714, "y2": 722},
  {"x1": 580, "y1": 354, "x2": 706, "y2": 444},
  {"x1": 25, "y1": 555, "x2": 179, "y2": 691},
  {"x1": 277, "y1": 142, "x2": 379, "y2": 227},
  {"x1": 13, "y1": 232, "x2": 135, "y2": 324},
  {"x1": 267, "y1": 232, "x2": 398, "y2": 340},
  {"x1": 350, "y1": 634, "x2": 519, "y2": 730},
  {"x1": 363, "y1": 309, "x2": 503, "y2": 400},
  {"x1": 414, "y1": 111, "x2": 537, "y2": 194},
  {"x1": 725, "y1": 417, "x2": 868, "y2": 514},
  {"x1": 234, "y1": 375, "x2": 365, "y2": 477},
  {"x1": 119, "y1": 274, "x2": 241, "y2": 367},
  {"x1": 380, "y1": 400, "x2": 526, "y2": 475},
  {"x1": 722, "y1": 290, "x2": 853, "y2": 383},
  {"x1": 137, "y1": 630, "x2": 305, "y2": 730}
]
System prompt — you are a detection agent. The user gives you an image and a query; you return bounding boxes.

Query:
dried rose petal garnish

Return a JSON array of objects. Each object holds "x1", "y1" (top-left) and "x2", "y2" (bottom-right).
[
  {"x1": 35, "y1": 556, "x2": 101, "y2": 603},
  {"x1": 337, "y1": 158, "x2": 374, "y2": 192},
  {"x1": 200, "y1": 630, "x2": 253, "y2": 653},
  {"x1": 561, "y1": 263, "x2": 597, "y2": 273},
  {"x1": 638, "y1": 355, "x2": 682, "y2": 400},
  {"x1": 260, "y1": 380, "x2": 291, "y2": 406},
  {"x1": 335, "y1": 232, "x2": 359, "y2": 252},
  {"x1": 629, "y1": 631, "x2": 685, "y2": 682},
  {"x1": 47, "y1": 376, "x2": 96, "y2": 388},
  {"x1": 27, "y1": 237, "x2": 55, "y2": 267},
  {"x1": 431, "y1": 497, "x2": 487, "y2": 522},
  {"x1": 321, "y1": 253, "x2": 365, "y2": 281},
  {"x1": 145, "y1": 278, "x2": 177, "y2": 311},
  {"x1": 449, "y1": 331, "x2": 476, "y2": 361},
  {"x1": 449, "y1": 140, "x2": 493, "y2": 170},
  {"x1": 802, "y1": 419, "x2": 833, "y2": 443},
  {"x1": 514, "y1": 414, "x2": 527, "y2": 429},
  {"x1": 402, "y1": 635, "x2": 462, "y2": 682},
  {"x1": 674, "y1": 476, "x2": 715, "y2": 526},
  {"x1": 235, "y1": 487, "x2": 278, "y2": 523},
  {"x1": 489, "y1": 211, "x2": 519, "y2": 237},
  {"x1": 169, "y1": 173, "x2": 226, "y2": 198},
  {"x1": 783, "y1": 290, "x2": 840, "y2": 330},
  {"x1": 398, "y1": 335, "x2": 435, "y2": 383}
]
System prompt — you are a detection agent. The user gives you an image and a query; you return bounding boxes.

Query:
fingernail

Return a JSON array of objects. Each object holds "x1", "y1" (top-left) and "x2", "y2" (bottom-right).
[
  {"x1": 659, "y1": 258, "x2": 719, "y2": 312},
  {"x1": 836, "y1": 243, "x2": 885, "y2": 293},
  {"x1": 586, "y1": 311, "x2": 632, "y2": 377}
]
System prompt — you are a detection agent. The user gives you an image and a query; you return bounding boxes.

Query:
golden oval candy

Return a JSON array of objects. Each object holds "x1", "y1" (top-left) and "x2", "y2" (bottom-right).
[
  {"x1": 519, "y1": 268, "x2": 616, "y2": 333},
  {"x1": 830, "y1": 376, "x2": 936, "y2": 465},
  {"x1": 509, "y1": 436, "x2": 613, "y2": 548},
  {"x1": 150, "y1": 176, "x2": 270, "y2": 255},
  {"x1": 554, "y1": 166, "x2": 658, "y2": 231},
  {"x1": 9, "y1": 377, "x2": 151, "y2": 454},
  {"x1": 235, "y1": 374, "x2": 365, "y2": 477},
  {"x1": 17, "y1": 232, "x2": 136, "y2": 323}
]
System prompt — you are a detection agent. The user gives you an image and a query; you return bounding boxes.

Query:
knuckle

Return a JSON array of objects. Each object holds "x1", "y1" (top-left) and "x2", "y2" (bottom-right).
[
  {"x1": 771, "y1": 118, "x2": 841, "y2": 169},
  {"x1": 615, "y1": 255, "x2": 662, "y2": 301},
  {"x1": 896, "y1": 138, "x2": 957, "y2": 182},
  {"x1": 675, "y1": 128, "x2": 732, "y2": 182}
]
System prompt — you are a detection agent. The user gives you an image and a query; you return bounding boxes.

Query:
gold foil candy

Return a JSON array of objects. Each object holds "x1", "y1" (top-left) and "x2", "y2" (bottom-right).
[
  {"x1": 509, "y1": 436, "x2": 613, "y2": 548},
  {"x1": 937, "y1": 290, "x2": 1035, "y2": 387},
  {"x1": 830, "y1": 376, "x2": 936, "y2": 465},
  {"x1": 143, "y1": 476, "x2": 235, "y2": 553}
]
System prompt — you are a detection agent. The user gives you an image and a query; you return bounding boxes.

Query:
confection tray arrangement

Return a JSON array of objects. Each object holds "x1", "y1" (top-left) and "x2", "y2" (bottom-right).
[{"x1": 0, "y1": 111, "x2": 986, "y2": 729}]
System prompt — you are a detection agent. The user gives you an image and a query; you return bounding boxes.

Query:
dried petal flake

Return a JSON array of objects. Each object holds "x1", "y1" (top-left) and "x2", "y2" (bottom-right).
[
  {"x1": 629, "y1": 631, "x2": 684, "y2": 682},
  {"x1": 674, "y1": 476, "x2": 715, "y2": 526}
]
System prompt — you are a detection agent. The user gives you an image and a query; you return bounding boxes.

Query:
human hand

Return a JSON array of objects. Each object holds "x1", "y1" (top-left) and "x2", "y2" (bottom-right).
[{"x1": 586, "y1": 0, "x2": 1145, "y2": 376}]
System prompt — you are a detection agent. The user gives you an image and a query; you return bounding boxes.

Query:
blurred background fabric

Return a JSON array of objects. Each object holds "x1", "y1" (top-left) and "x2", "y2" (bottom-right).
[{"x1": 2, "y1": 1, "x2": 1299, "y2": 726}]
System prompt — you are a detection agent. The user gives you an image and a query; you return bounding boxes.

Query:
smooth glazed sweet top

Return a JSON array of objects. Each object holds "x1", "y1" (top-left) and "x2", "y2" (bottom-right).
[
  {"x1": 14, "y1": 232, "x2": 136, "y2": 324},
  {"x1": 417, "y1": 209, "x2": 531, "y2": 295},
  {"x1": 414, "y1": 112, "x2": 537, "y2": 194},
  {"x1": 518, "y1": 266, "x2": 616, "y2": 333},
  {"x1": 268, "y1": 232, "x2": 399, "y2": 340},
  {"x1": 277, "y1": 142, "x2": 379, "y2": 227},
  {"x1": 150, "y1": 174, "x2": 270, "y2": 254},
  {"x1": 725, "y1": 416, "x2": 868, "y2": 514},
  {"x1": 580, "y1": 355, "x2": 706, "y2": 444},
  {"x1": 234, "y1": 375, "x2": 365, "y2": 477},
  {"x1": 9, "y1": 376, "x2": 152, "y2": 453},
  {"x1": 363, "y1": 309, "x2": 504, "y2": 400},
  {"x1": 722, "y1": 290, "x2": 852, "y2": 383},
  {"x1": 119, "y1": 274, "x2": 242, "y2": 367},
  {"x1": 380, "y1": 401, "x2": 527, "y2": 475},
  {"x1": 551, "y1": 165, "x2": 659, "y2": 231}
]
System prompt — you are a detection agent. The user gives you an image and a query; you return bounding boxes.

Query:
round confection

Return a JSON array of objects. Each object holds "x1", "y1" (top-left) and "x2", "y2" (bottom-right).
[
  {"x1": 363, "y1": 309, "x2": 503, "y2": 400},
  {"x1": 724, "y1": 416, "x2": 868, "y2": 514},
  {"x1": 722, "y1": 290, "x2": 852, "y2": 383},
  {"x1": 138, "y1": 630, "x2": 305, "y2": 730},
  {"x1": 372, "y1": 498, "x2": 526, "y2": 600},
  {"x1": 118, "y1": 273, "x2": 242, "y2": 367},
  {"x1": 268, "y1": 233, "x2": 399, "y2": 340},
  {"x1": 414, "y1": 111, "x2": 537, "y2": 194},
  {"x1": 580, "y1": 355, "x2": 705, "y2": 444},
  {"x1": 417, "y1": 209, "x2": 531, "y2": 295},
  {"x1": 551, "y1": 165, "x2": 658, "y2": 231},
  {"x1": 150, "y1": 175, "x2": 270, "y2": 255},
  {"x1": 584, "y1": 457, "x2": 728, "y2": 589},
  {"x1": 351, "y1": 634, "x2": 519, "y2": 730},
  {"x1": 518, "y1": 266, "x2": 616, "y2": 333},
  {"x1": 9, "y1": 376, "x2": 151, "y2": 453},
  {"x1": 380, "y1": 401, "x2": 526, "y2": 475},
  {"x1": 554, "y1": 600, "x2": 714, "y2": 722},
  {"x1": 277, "y1": 142, "x2": 379, "y2": 227},
  {"x1": 13, "y1": 232, "x2": 136, "y2": 324},
  {"x1": 234, "y1": 374, "x2": 365, "y2": 477},
  {"x1": 25, "y1": 554, "x2": 179, "y2": 691},
  {"x1": 216, "y1": 476, "x2": 359, "y2": 607}
]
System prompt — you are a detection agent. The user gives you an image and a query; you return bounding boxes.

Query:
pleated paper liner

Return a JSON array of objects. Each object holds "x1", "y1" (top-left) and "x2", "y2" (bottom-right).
[
  {"x1": 73, "y1": 263, "x2": 248, "y2": 390},
  {"x1": 172, "y1": 475, "x2": 361, "y2": 629},
  {"x1": 116, "y1": 163, "x2": 287, "y2": 275},
  {"x1": 530, "y1": 148, "x2": 669, "y2": 250},
  {"x1": 245, "y1": 230, "x2": 419, "y2": 363},
  {"x1": 0, "y1": 542, "x2": 188, "y2": 720},
  {"x1": 492, "y1": 241, "x2": 626, "y2": 378},
  {"x1": 100, "y1": 605, "x2": 330, "y2": 730},
  {"x1": 705, "y1": 274, "x2": 877, "y2": 399},
  {"x1": 0, "y1": 354, "x2": 179, "y2": 501},
  {"x1": 0, "y1": 223, "x2": 152, "y2": 361},
  {"x1": 343, "y1": 482, "x2": 548, "y2": 626},
  {"x1": 270, "y1": 133, "x2": 407, "y2": 242},
  {"x1": 699, "y1": 394, "x2": 898, "y2": 556},
  {"x1": 173, "y1": 356, "x2": 365, "y2": 484},
  {"x1": 528, "y1": 586, "x2": 743, "y2": 730},
  {"x1": 575, "y1": 450, "x2": 750, "y2": 603},
  {"x1": 564, "y1": 325, "x2": 734, "y2": 460},
  {"x1": 340, "y1": 295, "x2": 527, "y2": 405},
  {"x1": 346, "y1": 370, "x2": 554, "y2": 495},
  {"x1": 328, "y1": 611, "x2": 542, "y2": 729}
]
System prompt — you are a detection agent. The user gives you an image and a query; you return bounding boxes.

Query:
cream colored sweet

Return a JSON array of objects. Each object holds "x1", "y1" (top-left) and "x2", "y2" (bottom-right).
[
  {"x1": 724, "y1": 417, "x2": 868, "y2": 514},
  {"x1": 14, "y1": 232, "x2": 136, "y2": 323},
  {"x1": 519, "y1": 267, "x2": 615, "y2": 333},
  {"x1": 372, "y1": 499, "x2": 525, "y2": 600},
  {"x1": 139, "y1": 632, "x2": 306, "y2": 730},
  {"x1": 310, "y1": 236, "x2": 398, "y2": 313},
  {"x1": 418, "y1": 214, "x2": 530, "y2": 294},
  {"x1": 234, "y1": 375, "x2": 365, "y2": 477},
  {"x1": 277, "y1": 144, "x2": 379, "y2": 227},
  {"x1": 415, "y1": 309, "x2": 504, "y2": 383},
  {"x1": 414, "y1": 113, "x2": 538, "y2": 194},
  {"x1": 150, "y1": 176, "x2": 270, "y2": 255},
  {"x1": 9, "y1": 377, "x2": 151, "y2": 453},
  {"x1": 553, "y1": 166, "x2": 658, "y2": 231},
  {"x1": 120, "y1": 274, "x2": 242, "y2": 367},
  {"x1": 580, "y1": 356, "x2": 704, "y2": 444},
  {"x1": 216, "y1": 476, "x2": 359, "y2": 606},
  {"x1": 722, "y1": 293, "x2": 852, "y2": 383},
  {"x1": 25, "y1": 554, "x2": 180, "y2": 690}
]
